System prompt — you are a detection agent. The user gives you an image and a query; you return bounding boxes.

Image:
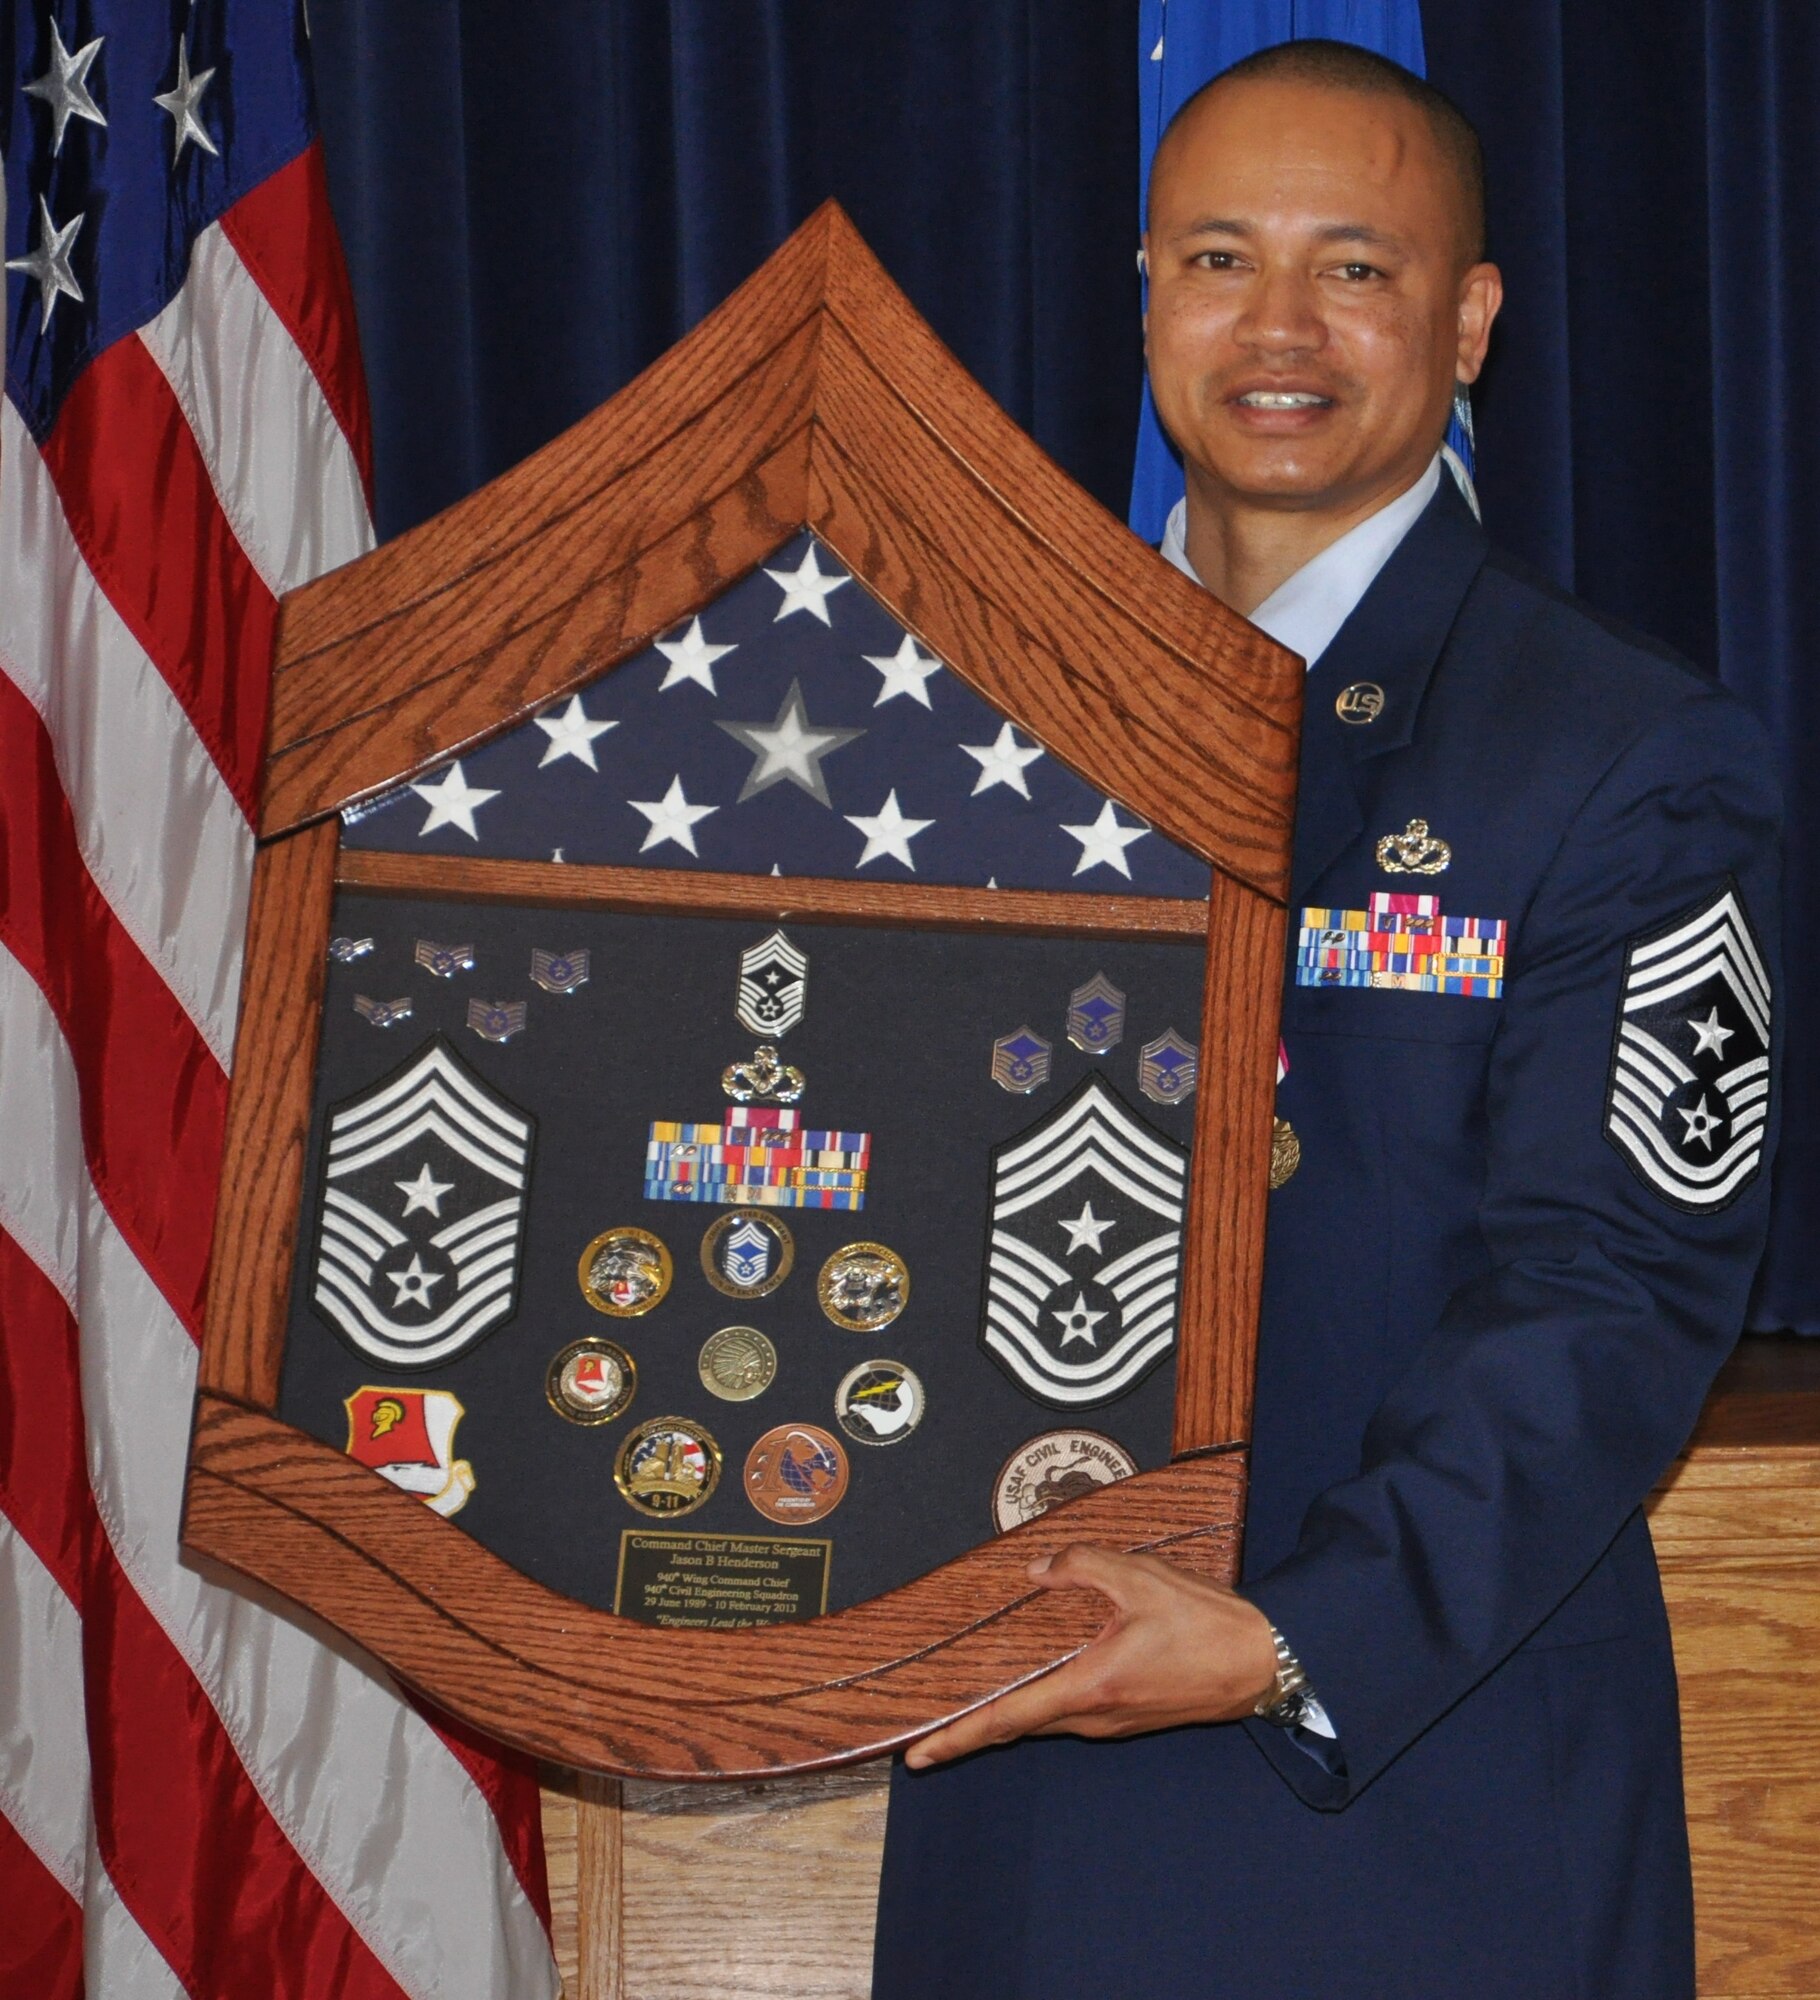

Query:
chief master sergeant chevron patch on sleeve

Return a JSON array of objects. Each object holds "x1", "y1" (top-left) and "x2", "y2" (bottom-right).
[{"x1": 1604, "y1": 881, "x2": 1772, "y2": 1212}]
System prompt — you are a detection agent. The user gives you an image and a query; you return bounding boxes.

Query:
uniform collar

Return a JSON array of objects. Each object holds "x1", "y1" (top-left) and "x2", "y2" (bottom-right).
[{"x1": 1159, "y1": 454, "x2": 1442, "y2": 670}]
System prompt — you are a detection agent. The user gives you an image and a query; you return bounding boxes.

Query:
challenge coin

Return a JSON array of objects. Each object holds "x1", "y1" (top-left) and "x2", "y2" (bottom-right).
[
  {"x1": 614, "y1": 1415, "x2": 721, "y2": 1516},
  {"x1": 546, "y1": 1337, "x2": 637, "y2": 1426},
  {"x1": 817, "y1": 1242, "x2": 909, "y2": 1331},
  {"x1": 991, "y1": 1430, "x2": 1139, "y2": 1533},
  {"x1": 579, "y1": 1226, "x2": 672, "y2": 1317},
  {"x1": 834, "y1": 1360, "x2": 924, "y2": 1447},
  {"x1": 700, "y1": 1208, "x2": 795, "y2": 1299},
  {"x1": 699, "y1": 1325, "x2": 778, "y2": 1402},
  {"x1": 744, "y1": 1423, "x2": 849, "y2": 1524}
]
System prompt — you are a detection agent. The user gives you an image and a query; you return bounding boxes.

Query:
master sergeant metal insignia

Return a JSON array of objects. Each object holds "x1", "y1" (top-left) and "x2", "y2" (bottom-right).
[{"x1": 992, "y1": 1027, "x2": 1053, "y2": 1094}]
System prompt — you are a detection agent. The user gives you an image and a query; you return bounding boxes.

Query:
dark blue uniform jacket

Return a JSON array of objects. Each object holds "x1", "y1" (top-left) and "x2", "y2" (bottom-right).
[{"x1": 872, "y1": 480, "x2": 1782, "y2": 2000}]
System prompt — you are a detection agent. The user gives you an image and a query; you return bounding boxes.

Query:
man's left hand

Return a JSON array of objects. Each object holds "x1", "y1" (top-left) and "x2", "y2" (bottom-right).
[{"x1": 903, "y1": 1543, "x2": 1281, "y2": 1769}]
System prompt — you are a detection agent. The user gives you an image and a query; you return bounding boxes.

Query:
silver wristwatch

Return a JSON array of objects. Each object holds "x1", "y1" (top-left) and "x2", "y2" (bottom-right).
[{"x1": 1253, "y1": 1621, "x2": 1315, "y2": 1728}]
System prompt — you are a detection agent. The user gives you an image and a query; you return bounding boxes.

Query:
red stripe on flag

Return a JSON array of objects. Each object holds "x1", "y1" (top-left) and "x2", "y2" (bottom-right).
[
  {"x1": 0, "y1": 1811, "x2": 82, "y2": 2000},
  {"x1": 37, "y1": 339, "x2": 277, "y2": 818},
  {"x1": 221, "y1": 142, "x2": 377, "y2": 499},
  {"x1": 0, "y1": 1231, "x2": 88, "y2": 1605},
  {"x1": 0, "y1": 677, "x2": 227, "y2": 1332},
  {"x1": 411, "y1": 1695, "x2": 554, "y2": 1931}
]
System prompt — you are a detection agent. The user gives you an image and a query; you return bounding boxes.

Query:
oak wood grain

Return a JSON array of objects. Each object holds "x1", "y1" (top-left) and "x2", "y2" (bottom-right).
[
  {"x1": 195, "y1": 820, "x2": 338, "y2": 1407},
  {"x1": 186, "y1": 1395, "x2": 1243, "y2": 1778},
  {"x1": 333, "y1": 848, "x2": 1212, "y2": 940}
]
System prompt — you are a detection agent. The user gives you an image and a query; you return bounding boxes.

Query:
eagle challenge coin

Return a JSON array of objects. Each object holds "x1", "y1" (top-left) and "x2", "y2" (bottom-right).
[
  {"x1": 546, "y1": 1337, "x2": 637, "y2": 1425},
  {"x1": 614, "y1": 1416, "x2": 722, "y2": 1517},
  {"x1": 817, "y1": 1242, "x2": 909, "y2": 1331},
  {"x1": 992, "y1": 1430, "x2": 1138, "y2": 1533},
  {"x1": 698, "y1": 1325, "x2": 777, "y2": 1402},
  {"x1": 579, "y1": 1226, "x2": 672, "y2": 1317}
]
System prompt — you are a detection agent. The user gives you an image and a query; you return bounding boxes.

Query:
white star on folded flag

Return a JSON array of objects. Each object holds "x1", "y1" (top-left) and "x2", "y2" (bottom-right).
[
  {"x1": 1062, "y1": 799, "x2": 1151, "y2": 878},
  {"x1": 411, "y1": 759, "x2": 501, "y2": 838},
  {"x1": 153, "y1": 33, "x2": 218, "y2": 161},
  {"x1": 863, "y1": 634, "x2": 944, "y2": 707},
  {"x1": 629, "y1": 773, "x2": 718, "y2": 854},
  {"x1": 765, "y1": 543, "x2": 851, "y2": 623},
  {"x1": 25, "y1": 20, "x2": 108, "y2": 154},
  {"x1": 5, "y1": 197, "x2": 86, "y2": 330},
  {"x1": 656, "y1": 615, "x2": 737, "y2": 693},
  {"x1": 717, "y1": 678, "x2": 864, "y2": 805},
  {"x1": 962, "y1": 721, "x2": 1044, "y2": 799},
  {"x1": 846, "y1": 788, "x2": 934, "y2": 870},
  {"x1": 534, "y1": 692, "x2": 618, "y2": 768}
]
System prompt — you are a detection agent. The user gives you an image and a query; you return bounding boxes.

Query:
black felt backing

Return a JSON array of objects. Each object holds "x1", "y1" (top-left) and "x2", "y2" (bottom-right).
[{"x1": 279, "y1": 889, "x2": 1204, "y2": 1615}]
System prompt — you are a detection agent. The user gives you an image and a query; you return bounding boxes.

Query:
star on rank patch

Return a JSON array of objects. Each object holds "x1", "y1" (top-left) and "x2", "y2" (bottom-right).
[{"x1": 1605, "y1": 882, "x2": 1772, "y2": 1212}]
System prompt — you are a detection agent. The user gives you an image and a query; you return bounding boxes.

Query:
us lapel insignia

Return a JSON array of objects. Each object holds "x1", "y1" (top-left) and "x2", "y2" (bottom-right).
[
  {"x1": 344, "y1": 1387, "x2": 475, "y2": 1516},
  {"x1": 992, "y1": 1027, "x2": 1053, "y2": 1094},
  {"x1": 353, "y1": 994, "x2": 413, "y2": 1028},
  {"x1": 467, "y1": 998, "x2": 528, "y2": 1042},
  {"x1": 1376, "y1": 817, "x2": 1452, "y2": 874},
  {"x1": 981, "y1": 1076, "x2": 1188, "y2": 1407},
  {"x1": 736, "y1": 930, "x2": 808, "y2": 1037},
  {"x1": 1335, "y1": 681, "x2": 1385, "y2": 724},
  {"x1": 1605, "y1": 882, "x2": 1772, "y2": 1212},
  {"x1": 531, "y1": 947, "x2": 590, "y2": 995},
  {"x1": 414, "y1": 939, "x2": 475, "y2": 977},
  {"x1": 1138, "y1": 1029, "x2": 1199, "y2": 1105},
  {"x1": 1066, "y1": 973, "x2": 1127, "y2": 1054},
  {"x1": 312, "y1": 1037, "x2": 534, "y2": 1368}
]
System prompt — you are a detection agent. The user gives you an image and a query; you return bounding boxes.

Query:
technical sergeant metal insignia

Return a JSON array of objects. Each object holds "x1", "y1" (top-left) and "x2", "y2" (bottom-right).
[
  {"x1": 345, "y1": 1386, "x2": 475, "y2": 1516},
  {"x1": 981, "y1": 1075, "x2": 1188, "y2": 1408},
  {"x1": 1605, "y1": 882, "x2": 1772, "y2": 1212},
  {"x1": 736, "y1": 929, "x2": 809, "y2": 1038},
  {"x1": 547, "y1": 1337, "x2": 637, "y2": 1425},
  {"x1": 992, "y1": 1027, "x2": 1053, "y2": 1094},
  {"x1": 531, "y1": 947, "x2": 591, "y2": 995},
  {"x1": 1066, "y1": 973, "x2": 1127, "y2": 1054},
  {"x1": 311, "y1": 1038, "x2": 533, "y2": 1369}
]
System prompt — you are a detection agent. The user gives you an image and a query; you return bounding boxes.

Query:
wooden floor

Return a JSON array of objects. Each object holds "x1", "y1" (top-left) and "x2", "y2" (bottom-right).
[{"x1": 539, "y1": 1336, "x2": 1820, "y2": 1999}]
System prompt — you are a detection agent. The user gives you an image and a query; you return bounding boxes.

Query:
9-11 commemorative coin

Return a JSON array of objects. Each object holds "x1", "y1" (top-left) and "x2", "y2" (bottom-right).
[
  {"x1": 700, "y1": 1208, "x2": 795, "y2": 1299},
  {"x1": 991, "y1": 1430, "x2": 1139, "y2": 1533},
  {"x1": 817, "y1": 1242, "x2": 909, "y2": 1331},
  {"x1": 834, "y1": 1360, "x2": 924, "y2": 1447},
  {"x1": 744, "y1": 1423, "x2": 849, "y2": 1524},
  {"x1": 546, "y1": 1337, "x2": 637, "y2": 1425},
  {"x1": 578, "y1": 1226, "x2": 672, "y2": 1317},
  {"x1": 614, "y1": 1415, "x2": 722, "y2": 1517},
  {"x1": 698, "y1": 1325, "x2": 778, "y2": 1402}
]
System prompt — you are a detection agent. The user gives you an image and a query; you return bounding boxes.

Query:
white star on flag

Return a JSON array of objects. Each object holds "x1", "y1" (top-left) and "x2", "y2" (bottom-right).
[
  {"x1": 154, "y1": 34, "x2": 218, "y2": 161},
  {"x1": 386, "y1": 1253, "x2": 444, "y2": 1309},
  {"x1": 25, "y1": 20, "x2": 107, "y2": 154},
  {"x1": 765, "y1": 545, "x2": 851, "y2": 625},
  {"x1": 411, "y1": 760, "x2": 500, "y2": 839},
  {"x1": 862, "y1": 635, "x2": 943, "y2": 708},
  {"x1": 717, "y1": 679, "x2": 865, "y2": 805},
  {"x1": 1061, "y1": 799, "x2": 1150, "y2": 879},
  {"x1": 534, "y1": 692, "x2": 617, "y2": 768},
  {"x1": 846, "y1": 789, "x2": 934, "y2": 871},
  {"x1": 5, "y1": 196, "x2": 86, "y2": 331},
  {"x1": 629, "y1": 774, "x2": 718, "y2": 855},
  {"x1": 1057, "y1": 1201, "x2": 1116, "y2": 1255},
  {"x1": 961, "y1": 721, "x2": 1044, "y2": 799},
  {"x1": 395, "y1": 1163, "x2": 454, "y2": 1217},
  {"x1": 656, "y1": 615, "x2": 737, "y2": 693}
]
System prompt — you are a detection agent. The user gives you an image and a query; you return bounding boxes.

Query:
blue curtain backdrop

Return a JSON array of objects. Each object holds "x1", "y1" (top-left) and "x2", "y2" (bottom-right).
[{"x1": 308, "y1": 1, "x2": 1817, "y2": 1330}]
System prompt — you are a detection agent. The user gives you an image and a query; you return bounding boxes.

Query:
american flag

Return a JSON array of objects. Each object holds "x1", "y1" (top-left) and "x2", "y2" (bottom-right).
[{"x1": 1, "y1": 7, "x2": 555, "y2": 1994}]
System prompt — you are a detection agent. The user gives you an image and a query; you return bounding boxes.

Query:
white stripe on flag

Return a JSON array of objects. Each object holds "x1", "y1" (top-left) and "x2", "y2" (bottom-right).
[
  {"x1": 0, "y1": 400, "x2": 251, "y2": 1067},
  {"x1": 0, "y1": 942, "x2": 559, "y2": 2000},
  {"x1": 0, "y1": 1514, "x2": 88, "y2": 1897},
  {"x1": 79, "y1": 1822, "x2": 192, "y2": 2000},
  {"x1": 138, "y1": 227, "x2": 374, "y2": 597}
]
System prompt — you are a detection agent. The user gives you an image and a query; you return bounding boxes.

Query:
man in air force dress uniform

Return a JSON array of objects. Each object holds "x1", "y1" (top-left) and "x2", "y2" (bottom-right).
[{"x1": 872, "y1": 42, "x2": 1780, "y2": 2000}]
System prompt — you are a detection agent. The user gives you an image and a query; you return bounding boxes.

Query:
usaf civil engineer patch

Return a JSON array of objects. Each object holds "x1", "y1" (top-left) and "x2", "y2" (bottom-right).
[
  {"x1": 981, "y1": 1076, "x2": 1188, "y2": 1408},
  {"x1": 312, "y1": 1037, "x2": 535, "y2": 1368},
  {"x1": 1605, "y1": 883, "x2": 1772, "y2": 1213}
]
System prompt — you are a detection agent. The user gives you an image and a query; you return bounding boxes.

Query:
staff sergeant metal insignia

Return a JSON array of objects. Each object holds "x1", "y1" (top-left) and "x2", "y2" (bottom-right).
[
  {"x1": 344, "y1": 1386, "x2": 475, "y2": 1516},
  {"x1": 736, "y1": 929, "x2": 809, "y2": 1038},
  {"x1": 981, "y1": 1075, "x2": 1189, "y2": 1408},
  {"x1": 992, "y1": 1027, "x2": 1053, "y2": 1094},
  {"x1": 353, "y1": 994, "x2": 414, "y2": 1028},
  {"x1": 312, "y1": 1039, "x2": 534, "y2": 1370},
  {"x1": 467, "y1": 998, "x2": 528, "y2": 1043},
  {"x1": 1605, "y1": 882, "x2": 1772, "y2": 1213},
  {"x1": 1066, "y1": 973, "x2": 1127, "y2": 1054},
  {"x1": 414, "y1": 939, "x2": 475, "y2": 978},
  {"x1": 531, "y1": 947, "x2": 591, "y2": 995},
  {"x1": 1138, "y1": 1029, "x2": 1199, "y2": 1105}
]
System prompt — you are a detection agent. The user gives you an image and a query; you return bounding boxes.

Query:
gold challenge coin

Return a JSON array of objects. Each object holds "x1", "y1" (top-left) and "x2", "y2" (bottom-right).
[
  {"x1": 578, "y1": 1226, "x2": 672, "y2": 1317},
  {"x1": 698, "y1": 1326, "x2": 778, "y2": 1402},
  {"x1": 817, "y1": 1242, "x2": 909, "y2": 1332},
  {"x1": 546, "y1": 1337, "x2": 637, "y2": 1426}
]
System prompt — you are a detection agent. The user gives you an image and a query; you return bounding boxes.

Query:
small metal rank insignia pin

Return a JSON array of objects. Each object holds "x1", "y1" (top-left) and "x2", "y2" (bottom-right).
[
  {"x1": 353, "y1": 994, "x2": 413, "y2": 1028},
  {"x1": 1376, "y1": 817, "x2": 1453, "y2": 875},
  {"x1": 700, "y1": 1208, "x2": 795, "y2": 1298},
  {"x1": 835, "y1": 1359, "x2": 925, "y2": 1447},
  {"x1": 530, "y1": 947, "x2": 590, "y2": 995},
  {"x1": 414, "y1": 939, "x2": 475, "y2": 978},
  {"x1": 991, "y1": 1027, "x2": 1053, "y2": 1094},
  {"x1": 1066, "y1": 973, "x2": 1127, "y2": 1055},
  {"x1": 329, "y1": 936, "x2": 375, "y2": 963},
  {"x1": 1335, "y1": 681, "x2": 1386, "y2": 724},
  {"x1": 818, "y1": 1242, "x2": 910, "y2": 1331},
  {"x1": 546, "y1": 1336, "x2": 637, "y2": 1426},
  {"x1": 467, "y1": 998, "x2": 527, "y2": 1043},
  {"x1": 579, "y1": 1225, "x2": 673, "y2": 1316},
  {"x1": 722, "y1": 1044, "x2": 805, "y2": 1104},
  {"x1": 1138, "y1": 1029, "x2": 1199, "y2": 1105},
  {"x1": 736, "y1": 929, "x2": 808, "y2": 1038}
]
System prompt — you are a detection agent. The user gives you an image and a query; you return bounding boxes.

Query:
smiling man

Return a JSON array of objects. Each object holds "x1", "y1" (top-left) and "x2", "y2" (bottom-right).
[{"x1": 871, "y1": 40, "x2": 1780, "y2": 2000}]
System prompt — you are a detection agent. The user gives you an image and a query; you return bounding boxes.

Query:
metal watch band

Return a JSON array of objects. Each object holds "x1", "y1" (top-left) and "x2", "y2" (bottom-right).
[{"x1": 1253, "y1": 1621, "x2": 1314, "y2": 1728}]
